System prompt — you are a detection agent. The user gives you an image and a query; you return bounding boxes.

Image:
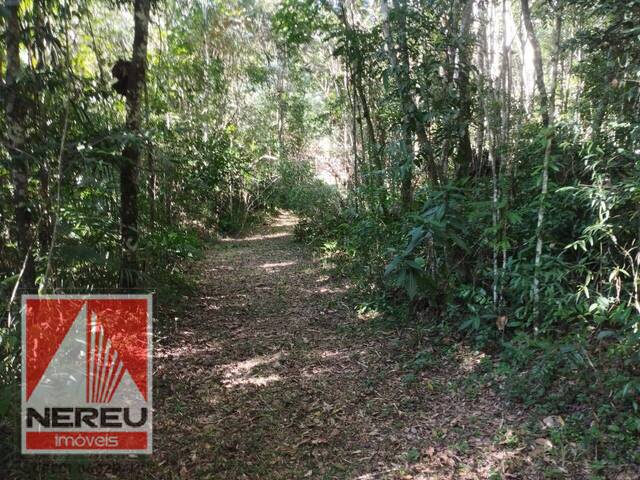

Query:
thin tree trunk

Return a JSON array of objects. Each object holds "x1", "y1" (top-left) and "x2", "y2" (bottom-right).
[
  {"x1": 337, "y1": 2, "x2": 386, "y2": 211},
  {"x1": 342, "y1": 64, "x2": 356, "y2": 191},
  {"x1": 489, "y1": 132, "x2": 499, "y2": 308},
  {"x1": 591, "y1": 47, "x2": 614, "y2": 143},
  {"x1": 33, "y1": 0, "x2": 53, "y2": 255},
  {"x1": 475, "y1": 4, "x2": 487, "y2": 176},
  {"x1": 520, "y1": 0, "x2": 549, "y2": 127},
  {"x1": 0, "y1": 14, "x2": 4, "y2": 85},
  {"x1": 147, "y1": 145, "x2": 156, "y2": 228},
  {"x1": 120, "y1": 0, "x2": 151, "y2": 289},
  {"x1": 353, "y1": 66, "x2": 378, "y2": 167},
  {"x1": 440, "y1": 12, "x2": 456, "y2": 179},
  {"x1": 479, "y1": 0, "x2": 500, "y2": 308},
  {"x1": 395, "y1": 0, "x2": 415, "y2": 207},
  {"x1": 381, "y1": 0, "x2": 439, "y2": 190},
  {"x1": 561, "y1": 44, "x2": 573, "y2": 115},
  {"x1": 38, "y1": 160, "x2": 52, "y2": 253},
  {"x1": 276, "y1": 44, "x2": 287, "y2": 159},
  {"x1": 456, "y1": 0, "x2": 475, "y2": 179},
  {"x1": 202, "y1": 0, "x2": 211, "y2": 142},
  {"x1": 355, "y1": 96, "x2": 368, "y2": 188},
  {"x1": 382, "y1": 0, "x2": 413, "y2": 206},
  {"x1": 346, "y1": 61, "x2": 359, "y2": 194},
  {"x1": 532, "y1": 12, "x2": 562, "y2": 319},
  {"x1": 499, "y1": 0, "x2": 514, "y2": 307},
  {"x1": 5, "y1": 0, "x2": 36, "y2": 289},
  {"x1": 33, "y1": 0, "x2": 47, "y2": 68},
  {"x1": 516, "y1": 19, "x2": 528, "y2": 111}
]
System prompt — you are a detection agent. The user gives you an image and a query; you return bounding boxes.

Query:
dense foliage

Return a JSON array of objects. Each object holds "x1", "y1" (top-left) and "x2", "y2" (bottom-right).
[
  {"x1": 0, "y1": 0, "x2": 324, "y2": 445},
  {"x1": 275, "y1": 0, "x2": 640, "y2": 469}
]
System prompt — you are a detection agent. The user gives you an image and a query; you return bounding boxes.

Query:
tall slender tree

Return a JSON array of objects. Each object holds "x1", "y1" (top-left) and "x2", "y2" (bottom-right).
[
  {"x1": 520, "y1": 0, "x2": 549, "y2": 128},
  {"x1": 455, "y1": 0, "x2": 475, "y2": 178},
  {"x1": 524, "y1": 2, "x2": 562, "y2": 318},
  {"x1": 381, "y1": 0, "x2": 439, "y2": 199},
  {"x1": 5, "y1": 0, "x2": 36, "y2": 289},
  {"x1": 120, "y1": 0, "x2": 151, "y2": 289}
]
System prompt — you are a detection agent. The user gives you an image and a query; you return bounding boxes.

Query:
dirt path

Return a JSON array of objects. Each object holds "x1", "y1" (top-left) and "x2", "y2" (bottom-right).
[{"x1": 36, "y1": 212, "x2": 548, "y2": 479}]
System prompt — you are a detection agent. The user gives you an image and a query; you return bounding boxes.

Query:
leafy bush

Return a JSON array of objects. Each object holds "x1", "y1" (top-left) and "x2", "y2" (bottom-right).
[{"x1": 295, "y1": 122, "x2": 640, "y2": 463}]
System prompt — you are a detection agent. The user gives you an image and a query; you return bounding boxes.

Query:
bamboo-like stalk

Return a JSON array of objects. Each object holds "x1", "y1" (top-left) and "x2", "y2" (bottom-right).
[{"x1": 531, "y1": 11, "x2": 562, "y2": 321}]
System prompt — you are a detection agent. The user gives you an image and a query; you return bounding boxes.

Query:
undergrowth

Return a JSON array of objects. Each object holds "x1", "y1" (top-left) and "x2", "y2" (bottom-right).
[{"x1": 291, "y1": 154, "x2": 640, "y2": 472}]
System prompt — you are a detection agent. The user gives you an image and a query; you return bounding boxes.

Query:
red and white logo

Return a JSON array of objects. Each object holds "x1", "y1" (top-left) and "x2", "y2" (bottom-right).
[{"x1": 21, "y1": 295, "x2": 152, "y2": 454}]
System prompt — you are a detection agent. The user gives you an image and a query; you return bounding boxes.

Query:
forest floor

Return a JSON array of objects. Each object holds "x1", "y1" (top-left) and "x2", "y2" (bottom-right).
[{"x1": 14, "y1": 212, "x2": 589, "y2": 479}]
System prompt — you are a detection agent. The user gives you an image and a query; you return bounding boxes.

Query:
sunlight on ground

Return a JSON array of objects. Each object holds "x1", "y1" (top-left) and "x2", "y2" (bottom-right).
[
  {"x1": 156, "y1": 341, "x2": 221, "y2": 359},
  {"x1": 260, "y1": 261, "x2": 297, "y2": 270},
  {"x1": 271, "y1": 211, "x2": 298, "y2": 227},
  {"x1": 298, "y1": 285, "x2": 351, "y2": 296},
  {"x1": 221, "y1": 231, "x2": 292, "y2": 243},
  {"x1": 317, "y1": 350, "x2": 348, "y2": 359},
  {"x1": 224, "y1": 374, "x2": 281, "y2": 387},
  {"x1": 459, "y1": 350, "x2": 487, "y2": 373},
  {"x1": 221, "y1": 352, "x2": 284, "y2": 388},
  {"x1": 301, "y1": 349, "x2": 352, "y2": 379},
  {"x1": 317, "y1": 285, "x2": 349, "y2": 294},
  {"x1": 357, "y1": 310, "x2": 383, "y2": 322}
]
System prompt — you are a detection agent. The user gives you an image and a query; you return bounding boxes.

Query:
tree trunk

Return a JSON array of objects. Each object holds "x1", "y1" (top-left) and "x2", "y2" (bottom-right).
[
  {"x1": 120, "y1": 0, "x2": 151, "y2": 289},
  {"x1": 38, "y1": 160, "x2": 52, "y2": 253},
  {"x1": 532, "y1": 12, "x2": 562, "y2": 320},
  {"x1": 276, "y1": 44, "x2": 287, "y2": 159},
  {"x1": 346, "y1": 60, "x2": 359, "y2": 194},
  {"x1": 5, "y1": 0, "x2": 36, "y2": 289},
  {"x1": 591, "y1": 47, "x2": 613, "y2": 143},
  {"x1": 337, "y1": 2, "x2": 387, "y2": 212},
  {"x1": 382, "y1": 0, "x2": 439, "y2": 195},
  {"x1": 478, "y1": 0, "x2": 500, "y2": 308},
  {"x1": 520, "y1": 0, "x2": 549, "y2": 127},
  {"x1": 455, "y1": 0, "x2": 475, "y2": 179},
  {"x1": 382, "y1": 0, "x2": 414, "y2": 206},
  {"x1": 516, "y1": 17, "x2": 528, "y2": 112},
  {"x1": 499, "y1": 0, "x2": 513, "y2": 307},
  {"x1": 33, "y1": 0, "x2": 47, "y2": 69},
  {"x1": 342, "y1": 63, "x2": 357, "y2": 192},
  {"x1": 34, "y1": 0, "x2": 52, "y2": 255},
  {"x1": 0, "y1": 14, "x2": 4, "y2": 85},
  {"x1": 147, "y1": 145, "x2": 156, "y2": 228}
]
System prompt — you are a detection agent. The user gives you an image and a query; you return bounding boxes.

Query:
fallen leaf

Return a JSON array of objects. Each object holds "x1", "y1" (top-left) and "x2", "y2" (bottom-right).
[
  {"x1": 180, "y1": 465, "x2": 188, "y2": 478},
  {"x1": 535, "y1": 438, "x2": 553, "y2": 450},
  {"x1": 542, "y1": 415, "x2": 565, "y2": 429}
]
